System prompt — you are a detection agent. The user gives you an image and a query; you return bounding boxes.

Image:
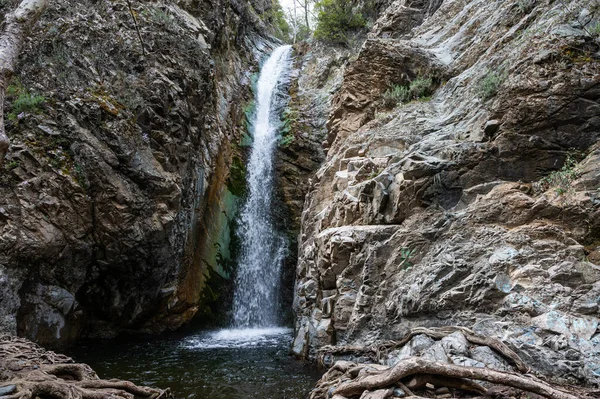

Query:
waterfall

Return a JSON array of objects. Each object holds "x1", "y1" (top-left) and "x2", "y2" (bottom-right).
[{"x1": 232, "y1": 45, "x2": 293, "y2": 328}]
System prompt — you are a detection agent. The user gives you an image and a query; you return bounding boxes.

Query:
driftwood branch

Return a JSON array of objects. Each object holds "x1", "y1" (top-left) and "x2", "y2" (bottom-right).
[{"x1": 0, "y1": 0, "x2": 48, "y2": 162}]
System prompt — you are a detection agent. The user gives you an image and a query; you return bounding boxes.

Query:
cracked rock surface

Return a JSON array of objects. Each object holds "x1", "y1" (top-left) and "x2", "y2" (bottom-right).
[{"x1": 292, "y1": 0, "x2": 600, "y2": 386}]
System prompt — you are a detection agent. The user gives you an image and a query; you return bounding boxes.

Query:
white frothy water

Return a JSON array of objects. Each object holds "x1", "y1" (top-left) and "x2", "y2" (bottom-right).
[
  {"x1": 232, "y1": 45, "x2": 293, "y2": 329},
  {"x1": 182, "y1": 327, "x2": 291, "y2": 350}
]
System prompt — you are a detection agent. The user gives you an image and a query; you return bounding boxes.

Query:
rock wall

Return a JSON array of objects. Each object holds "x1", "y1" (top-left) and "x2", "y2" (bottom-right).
[
  {"x1": 293, "y1": 0, "x2": 600, "y2": 386},
  {"x1": 0, "y1": 0, "x2": 279, "y2": 347}
]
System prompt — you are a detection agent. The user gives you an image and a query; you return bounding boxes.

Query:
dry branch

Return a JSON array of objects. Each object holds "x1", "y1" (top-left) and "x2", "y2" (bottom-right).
[{"x1": 0, "y1": 0, "x2": 48, "y2": 162}]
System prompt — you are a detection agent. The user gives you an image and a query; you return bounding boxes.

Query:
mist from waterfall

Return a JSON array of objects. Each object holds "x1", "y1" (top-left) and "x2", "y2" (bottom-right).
[{"x1": 232, "y1": 45, "x2": 293, "y2": 328}]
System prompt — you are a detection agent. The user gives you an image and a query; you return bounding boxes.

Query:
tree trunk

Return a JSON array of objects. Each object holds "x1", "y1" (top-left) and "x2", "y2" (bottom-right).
[
  {"x1": 304, "y1": 0, "x2": 310, "y2": 31},
  {"x1": 0, "y1": 0, "x2": 48, "y2": 162}
]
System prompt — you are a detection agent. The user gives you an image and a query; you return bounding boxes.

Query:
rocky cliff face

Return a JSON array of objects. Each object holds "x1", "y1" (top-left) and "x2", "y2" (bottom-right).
[
  {"x1": 293, "y1": 0, "x2": 600, "y2": 385},
  {"x1": 0, "y1": 0, "x2": 279, "y2": 347}
]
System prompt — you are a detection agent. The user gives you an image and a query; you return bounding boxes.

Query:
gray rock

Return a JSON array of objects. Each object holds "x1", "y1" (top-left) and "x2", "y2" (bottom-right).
[
  {"x1": 421, "y1": 342, "x2": 448, "y2": 363},
  {"x1": 470, "y1": 346, "x2": 511, "y2": 371},
  {"x1": 440, "y1": 331, "x2": 469, "y2": 356},
  {"x1": 0, "y1": 385, "x2": 16, "y2": 396}
]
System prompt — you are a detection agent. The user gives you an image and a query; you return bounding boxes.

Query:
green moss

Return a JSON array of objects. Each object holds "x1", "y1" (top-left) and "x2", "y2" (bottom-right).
[
  {"x1": 227, "y1": 156, "x2": 247, "y2": 197},
  {"x1": 279, "y1": 107, "x2": 299, "y2": 148},
  {"x1": 478, "y1": 71, "x2": 504, "y2": 101}
]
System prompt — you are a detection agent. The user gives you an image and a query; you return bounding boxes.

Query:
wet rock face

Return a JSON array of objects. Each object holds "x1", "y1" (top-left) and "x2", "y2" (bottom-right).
[
  {"x1": 0, "y1": 0, "x2": 274, "y2": 346},
  {"x1": 293, "y1": 0, "x2": 600, "y2": 385}
]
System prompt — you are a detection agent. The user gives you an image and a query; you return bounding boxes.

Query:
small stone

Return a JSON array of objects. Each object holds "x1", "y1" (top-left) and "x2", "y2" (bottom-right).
[
  {"x1": 435, "y1": 387, "x2": 450, "y2": 394},
  {"x1": 392, "y1": 387, "x2": 405, "y2": 397},
  {"x1": 437, "y1": 394, "x2": 452, "y2": 399},
  {"x1": 426, "y1": 382, "x2": 435, "y2": 390},
  {"x1": 0, "y1": 385, "x2": 17, "y2": 396}
]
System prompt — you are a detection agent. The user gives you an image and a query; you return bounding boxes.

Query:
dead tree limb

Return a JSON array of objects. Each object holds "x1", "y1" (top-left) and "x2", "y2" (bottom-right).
[{"x1": 0, "y1": 0, "x2": 48, "y2": 162}]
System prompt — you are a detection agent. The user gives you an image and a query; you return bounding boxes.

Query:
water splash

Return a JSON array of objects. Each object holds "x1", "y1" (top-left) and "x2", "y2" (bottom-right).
[{"x1": 232, "y1": 45, "x2": 293, "y2": 328}]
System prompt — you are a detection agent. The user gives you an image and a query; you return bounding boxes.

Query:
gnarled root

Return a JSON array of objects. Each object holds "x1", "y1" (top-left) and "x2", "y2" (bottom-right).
[
  {"x1": 333, "y1": 357, "x2": 583, "y2": 399},
  {"x1": 0, "y1": 335, "x2": 171, "y2": 399},
  {"x1": 317, "y1": 326, "x2": 528, "y2": 373}
]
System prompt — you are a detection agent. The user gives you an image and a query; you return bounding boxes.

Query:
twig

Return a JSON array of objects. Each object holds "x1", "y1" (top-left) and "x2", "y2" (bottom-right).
[{"x1": 126, "y1": 0, "x2": 146, "y2": 57}]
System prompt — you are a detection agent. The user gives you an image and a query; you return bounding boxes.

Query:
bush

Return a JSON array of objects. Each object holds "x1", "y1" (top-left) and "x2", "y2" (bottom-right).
[
  {"x1": 382, "y1": 76, "x2": 435, "y2": 108},
  {"x1": 517, "y1": 0, "x2": 535, "y2": 14},
  {"x1": 477, "y1": 71, "x2": 503, "y2": 101},
  {"x1": 7, "y1": 91, "x2": 45, "y2": 120},
  {"x1": 383, "y1": 85, "x2": 410, "y2": 107},
  {"x1": 409, "y1": 76, "x2": 434, "y2": 99},
  {"x1": 533, "y1": 154, "x2": 581, "y2": 196},
  {"x1": 314, "y1": 0, "x2": 366, "y2": 44}
]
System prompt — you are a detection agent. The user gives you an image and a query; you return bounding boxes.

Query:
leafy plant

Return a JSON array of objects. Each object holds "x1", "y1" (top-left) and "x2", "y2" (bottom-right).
[
  {"x1": 279, "y1": 107, "x2": 299, "y2": 148},
  {"x1": 382, "y1": 76, "x2": 435, "y2": 108},
  {"x1": 409, "y1": 76, "x2": 434, "y2": 99},
  {"x1": 477, "y1": 71, "x2": 504, "y2": 101},
  {"x1": 400, "y1": 247, "x2": 416, "y2": 270},
  {"x1": 7, "y1": 89, "x2": 46, "y2": 120},
  {"x1": 5, "y1": 160, "x2": 19, "y2": 171},
  {"x1": 382, "y1": 85, "x2": 410, "y2": 107},
  {"x1": 533, "y1": 154, "x2": 581, "y2": 196},
  {"x1": 517, "y1": 0, "x2": 535, "y2": 14},
  {"x1": 314, "y1": 0, "x2": 367, "y2": 44}
]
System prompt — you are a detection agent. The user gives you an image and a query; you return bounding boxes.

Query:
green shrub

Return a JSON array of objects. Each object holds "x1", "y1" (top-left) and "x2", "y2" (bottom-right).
[
  {"x1": 533, "y1": 154, "x2": 581, "y2": 196},
  {"x1": 478, "y1": 71, "x2": 503, "y2": 101},
  {"x1": 517, "y1": 0, "x2": 535, "y2": 14},
  {"x1": 400, "y1": 247, "x2": 416, "y2": 270},
  {"x1": 7, "y1": 92, "x2": 45, "y2": 120},
  {"x1": 279, "y1": 107, "x2": 298, "y2": 148},
  {"x1": 382, "y1": 76, "x2": 435, "y2": 107},
  {"x1": 409, "y1": 76, "x2": 434, "y2": 98},
  {"x1": 314, "y1": 0, "x2": 366, "y2": 44},
  {"x1": 383, "y1": 85, "x2": 410, "y2": 107}
]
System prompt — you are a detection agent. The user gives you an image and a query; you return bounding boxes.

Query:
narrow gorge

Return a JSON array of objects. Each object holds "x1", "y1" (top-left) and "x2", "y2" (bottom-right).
[{"x1": 1, "y1": 0, "x2": 600, "y2": 398}]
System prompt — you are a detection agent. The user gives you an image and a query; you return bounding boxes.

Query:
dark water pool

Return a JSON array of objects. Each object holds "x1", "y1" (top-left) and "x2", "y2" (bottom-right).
[{"x1": 68, "y1": 327, "x2": 321, "y2": 399}]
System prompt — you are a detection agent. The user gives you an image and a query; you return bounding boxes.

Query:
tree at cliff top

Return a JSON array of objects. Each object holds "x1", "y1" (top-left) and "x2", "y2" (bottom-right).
[
  {"x1": 267, "y1": 0, "x2": 293, "y2": 42},
  {"x1": 0, "y1": 0, "x2": 48, "y2": 162},
  {"x1": 313, "y1": 0, "x2": 366, "y2": 44}
]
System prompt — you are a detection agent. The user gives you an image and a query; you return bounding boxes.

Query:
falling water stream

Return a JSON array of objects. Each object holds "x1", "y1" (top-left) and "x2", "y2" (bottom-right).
[{"x1": 68, "y1": 46, "x2": 320, "y2": 398}]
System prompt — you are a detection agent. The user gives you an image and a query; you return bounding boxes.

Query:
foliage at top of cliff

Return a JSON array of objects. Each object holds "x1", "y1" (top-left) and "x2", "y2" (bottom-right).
[
  {"x1": 313, "y1": 0, "x2": 368, "y2": 43},
  {"x1": 264, "y1": 0, "x2": 292, "y2": 42}
]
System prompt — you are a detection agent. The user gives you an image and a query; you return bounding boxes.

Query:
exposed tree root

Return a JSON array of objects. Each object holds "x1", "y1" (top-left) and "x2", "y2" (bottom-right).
[
  {"x1": 332, "y1": 357, "x2": 583, "y2": 399},
  {"x1": 317, "y1": 326, "x2": 528, "y2": 373},
  {"x1": 311, "y1": 326, "x2": 600, "y2": 399},
  {"x1": 0, "y1": 335, "x2": 171, "y2": 399}
]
